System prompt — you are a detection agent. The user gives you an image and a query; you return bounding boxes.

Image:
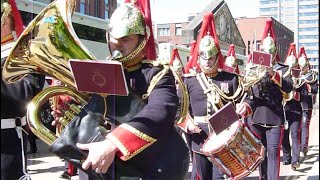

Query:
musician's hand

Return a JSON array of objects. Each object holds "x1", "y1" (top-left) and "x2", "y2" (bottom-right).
[
  {"x1": 186, "y1": 120, "x2": 201, "y2": 134},
  {"x1": 77, "y1": 138, "x2": 119, "y2": 174},
  {"x1": 266, "y1": 67, "x2": 274, "y2": 77},
  {"x1": 50, "y1": 106, "x2": 65, "y2": 126},
  {"x1": 236, "y1": 103, "x2": 247, "y2": 117}
]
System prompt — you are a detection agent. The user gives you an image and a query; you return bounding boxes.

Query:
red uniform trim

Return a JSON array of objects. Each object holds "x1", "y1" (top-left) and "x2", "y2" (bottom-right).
[
  {"x1": 107, "y1": 124, "x2": 156, "y2": 161},
  {"x1": 243, "y1": 102, "x2": 253, "y2": 117},
  {"x1": 272, "y1": 72, "x2": 282, "y2": 87},
  {"x1": 293, "y1": 91, "x2": 300, "y2": 101}
]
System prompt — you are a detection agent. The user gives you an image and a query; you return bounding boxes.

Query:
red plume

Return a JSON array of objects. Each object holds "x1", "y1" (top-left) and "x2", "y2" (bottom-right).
[
  {"x1": 8, "y1": 0, "x2": 25, "y2": 37},
  {"x1": 185, "y1": 13, "x2": 224, "y2": 73},
  {"x1": 260, "y1": 18, "x2": 280, "y2": 62},
  {"x1": 287, "y1": 43, "x2": 297, "y2": 57},
  {"x1": 298, "y1": 46, "x2": 308, "y2": 59}
]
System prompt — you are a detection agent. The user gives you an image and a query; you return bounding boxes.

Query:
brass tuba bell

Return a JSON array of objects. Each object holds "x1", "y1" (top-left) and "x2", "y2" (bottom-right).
[{"x1": 2, "y1": 0, "x2": 100, "y2": 145}]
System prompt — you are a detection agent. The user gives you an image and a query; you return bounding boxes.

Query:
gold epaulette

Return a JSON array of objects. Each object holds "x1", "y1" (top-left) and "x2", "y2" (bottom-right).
[{"x1": 141, "y1": 60, "x2": 170, "y2": 99}]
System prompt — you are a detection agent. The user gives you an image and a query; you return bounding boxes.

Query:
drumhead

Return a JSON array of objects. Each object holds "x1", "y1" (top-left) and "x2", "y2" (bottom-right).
[{"x1": 203, "y1": 120, "x2": 242, "y2": 153}]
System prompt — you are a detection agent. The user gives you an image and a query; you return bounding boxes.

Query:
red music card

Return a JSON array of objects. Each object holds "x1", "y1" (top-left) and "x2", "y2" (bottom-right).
[
  {"x1": 208, "y1": 102, "x2": 239, "y2": 135},
  {"x1": 291, "y1": 68, "x2": 301, "y2": 78},
  {"x1": 69, "y1": 59, "x2": 128, "y2": 96},
  {"x1": 252, "y1": 50, "x2": 272, "y2": 67}
]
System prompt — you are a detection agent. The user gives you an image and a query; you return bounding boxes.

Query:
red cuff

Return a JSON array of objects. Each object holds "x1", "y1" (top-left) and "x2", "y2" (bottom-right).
[
  {"x1": 243, "y1": 102, "x2": 253, "y2": 117},
  {"x1": 293, "y1": 91, "x2": 300, "y2": 101},
  {"x1": 107, "y1": 124, "x2": 156, "y2": 161},
  {"x1": 272, "y1": 72, "x2": 282, "y2": 87},
  {"x1": 176, "y1": 113, "x2": 192, "y2": 133}
]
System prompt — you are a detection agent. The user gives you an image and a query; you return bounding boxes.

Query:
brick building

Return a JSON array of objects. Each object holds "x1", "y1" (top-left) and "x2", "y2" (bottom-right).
[{"x1": 236, "y1": 17, "x2": 294, "y2": 63}]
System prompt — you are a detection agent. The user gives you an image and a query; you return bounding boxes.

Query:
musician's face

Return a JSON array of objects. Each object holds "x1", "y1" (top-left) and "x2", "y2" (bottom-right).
[
  {"x1": 108, "y1": 34, "x2": 140, "y2": 57},
  {"x1": 199, "y1": 54, "x2": 218, "y2": 70}
]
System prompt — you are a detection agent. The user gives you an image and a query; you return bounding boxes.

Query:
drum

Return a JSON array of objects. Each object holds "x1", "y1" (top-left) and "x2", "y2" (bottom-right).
[{"x1": 202, "y1": 120, "x2": 265, "y2": 180}]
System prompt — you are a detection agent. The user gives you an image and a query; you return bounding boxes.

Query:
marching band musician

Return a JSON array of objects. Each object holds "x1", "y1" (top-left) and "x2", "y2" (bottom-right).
[
  {"x1": 297, "y1": 46, "x2": 319, "y2": 156},
  {"x1": 177, "y1": 12, "x2": 248, "y2": 180},
  {"x1": 242, "y1": 18, "x2": 293, "y2": 180},
  {"x1": 222, "y1": 44, "x2": 240, "y2": 75},
  {"x1": 169, "y1": 48, "x2": 185, "y2": 88},
  {"x1": 1, "y1": 0, "x2": 45, "y2": 179},
  {"x1": 52, "y1": 0, "x2": 190, "y2": 179},
  {"x1": 281, "y1": 43, "x2": 303, "y2": 170}
]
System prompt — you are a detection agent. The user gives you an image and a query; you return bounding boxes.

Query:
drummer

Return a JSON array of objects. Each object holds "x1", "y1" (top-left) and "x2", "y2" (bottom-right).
[{"x1": 177, "y1": 12, "x2": 249, "y2": 180}]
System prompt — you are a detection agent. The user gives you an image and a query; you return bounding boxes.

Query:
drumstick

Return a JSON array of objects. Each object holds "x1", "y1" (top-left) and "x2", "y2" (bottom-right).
[
  {"x1": 239, "y1": 92, "x2": 247, "y2": 123},
  {"x1": 240, "y1": 92, "x2": 247, "y2": 104}
]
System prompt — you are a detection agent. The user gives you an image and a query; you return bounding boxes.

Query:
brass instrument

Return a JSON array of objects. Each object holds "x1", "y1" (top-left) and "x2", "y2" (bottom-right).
[
  {"x1": 2, "y1": 0, "x2": 97, "y2": 145},
  {"x1": 242, "y1": 63, "x2": 267, "y2": 90},
  {"x1": 2, "y1": 0, "x2": 190, "y2": 146}
]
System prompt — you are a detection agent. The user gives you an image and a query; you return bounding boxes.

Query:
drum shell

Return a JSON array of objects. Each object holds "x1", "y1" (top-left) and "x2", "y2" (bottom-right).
[{"x1": 202, "y1": 120, "x2": 265, "y2": 179}]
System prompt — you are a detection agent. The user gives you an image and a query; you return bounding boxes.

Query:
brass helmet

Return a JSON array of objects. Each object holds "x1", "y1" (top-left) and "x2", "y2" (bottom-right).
[
  {"x1": 261, "y1": 33, "x2": 276, "y2": 54},
  {"x1": 225, "y1": 55, "x2": 236, "y2": 67},
  {"x1": 225, "y1": 44, "x2": 237, "y2": 68},
  {"x1": 199, "y1": 34, "x2": 219, "y2": 60},
  {"x1": 298, "y1": 46, "x2": 309, "y2": 70},
  {"x1": 285, "y1": 43, "x2": 298, "y2": 68},
  {"x1": 298, "y1": 55, "x2": 308, "y2": 69},
  {"x1": 106, "y1": 3, "x2": 145, "y2": 39},
  {"x1": 1, "y1": 0, "x2": 12, "y2": 27},
  {"x1": 1, "y1": 0, "x2": 24, "y2": 37},
  {"x1": 286, "y1": 53, "x2": 297, "y2": 67},
  {"x1": 172, "y1": 58, "x2": 183, "y2": 73}
]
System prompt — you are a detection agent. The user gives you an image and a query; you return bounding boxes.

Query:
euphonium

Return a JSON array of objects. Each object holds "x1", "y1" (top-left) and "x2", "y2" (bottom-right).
[
  {"x1": 2, "y1": 0, "x2": 99, "y2": 145},
  {"x1": 243, "y1": 63, "x2": 267, "y2": 90}
]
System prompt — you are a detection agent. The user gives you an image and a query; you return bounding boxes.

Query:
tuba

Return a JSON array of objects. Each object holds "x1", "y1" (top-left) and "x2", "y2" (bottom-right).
[
  {"x1": 2, "y1": 0, "x2": 106, "y2": 145},
  {"x1": 2, "y1": 0, "x2": 189, "y2": 146}
]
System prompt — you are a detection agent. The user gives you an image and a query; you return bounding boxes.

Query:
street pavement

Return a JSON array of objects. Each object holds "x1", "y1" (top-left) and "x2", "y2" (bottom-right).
[{"x1": 26, "y1": 94, "x2": 319, "y2": 180}]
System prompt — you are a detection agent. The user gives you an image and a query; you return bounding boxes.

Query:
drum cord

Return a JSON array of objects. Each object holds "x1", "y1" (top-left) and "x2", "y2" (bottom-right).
[{"x1": 15, "y1": 119, "x2": 32, "y2": 180}]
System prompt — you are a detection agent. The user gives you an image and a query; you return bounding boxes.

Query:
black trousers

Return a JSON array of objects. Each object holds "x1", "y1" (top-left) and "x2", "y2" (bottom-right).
[
  {"x1": 248, "y1": 123, "x2": 283, "y2": 180},
  {"x1": 190, "y1": 152, "x2": 224, "y2": 180},
  {"x1": 282, "y1": 120, "x2": 301, "y2": 164},
  {"x1": 1, "y1": 128, "x2": 27, "y2": 180},
  {"x1": 300, "y1": 110, "x2": 313, "y2": 151}
]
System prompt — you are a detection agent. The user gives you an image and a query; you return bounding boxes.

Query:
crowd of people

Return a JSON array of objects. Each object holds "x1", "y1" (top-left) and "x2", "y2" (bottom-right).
[{"x1": 1, "y1": 0, "x2": 318, "y2": 180}]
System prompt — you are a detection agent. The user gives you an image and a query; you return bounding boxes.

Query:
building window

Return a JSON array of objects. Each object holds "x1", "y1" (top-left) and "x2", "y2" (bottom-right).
[
  {"x1": 298, "y1": 28, "x2": 318, "y2": 32},
  {"x1": 105, "y1": 0, "x2": 109, "y2": 19},
  {"x1": 305, "y1": 50, "x2": 318, "y2": 54},
  {"x1": 298, "y1": 42, "x2": 318, "y2": 47},
  {"x1": 175, "y1": 24, "x2": 182, "y2": 36},
  {"x1": 299, "y1": 4, "x2": 319, "y2": 9},
  {"x1": 299, "y1": 35, "x2": 319, "y2": 39},
  {"x1": 299, "y1": 20, "x2": 318, "y2": 24},
  {"x1": 80, "y1": 0, "x2": 86, "y2": 14},
  {"x1": 94, "y1": 0, "x2": 101, "y2": 17},
  {"x1": 247, "y1": 41, "x2": 251, "y2": 54},
  {"x1": 105, "y1": 10, "x2": 109, "y2": 19},
  {"x1": 158, "y1": 28, "x2": 170, "y2": 36},
  {"x1": 298, "y1": 12, "x2": 318, "y2": 17}
]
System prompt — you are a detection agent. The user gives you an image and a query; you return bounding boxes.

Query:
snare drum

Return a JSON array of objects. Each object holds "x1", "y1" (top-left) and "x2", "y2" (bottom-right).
[{"x1": 202, "y1": 120, "x2": 265, "y2": 180}]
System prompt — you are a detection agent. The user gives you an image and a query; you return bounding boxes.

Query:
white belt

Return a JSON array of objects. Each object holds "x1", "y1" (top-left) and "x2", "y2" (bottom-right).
[
  {"x1": 1, "y1": 117, "x2": 27, "y2": 129},
  {"x1": 194, "y1": 116, "x2": 208, "y2": 123}
]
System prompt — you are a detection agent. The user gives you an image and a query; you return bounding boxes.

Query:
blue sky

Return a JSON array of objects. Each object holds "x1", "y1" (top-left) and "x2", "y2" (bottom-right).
[{"x1": 118, "y1": 0, "x2": 259, "y2": 22}]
